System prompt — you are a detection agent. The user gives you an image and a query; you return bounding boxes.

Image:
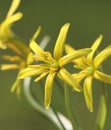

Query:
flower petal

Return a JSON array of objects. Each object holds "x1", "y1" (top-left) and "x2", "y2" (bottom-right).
[
  {"x1": 72, "y1": 70, "x2": 89, "y2": 82},
  {"x1": 7, "y1": 38, "x2": 30, "y2": 56},
  {"x1": 1, "y1": 13, "x2": 23, "y2": 37},
  {"x1": 34, "y1": 72, "x2": 48, "y2": 82},
  {"x1": 7, "y1": 0, "x2": 21, "y2": 17},
  {"x1": 94, "y1": 70, "x2": 111, "y2": 84},
  {"x1": 30, "y1": 40, "x2": 47, "y2": 58},
  {"x1": 65, "y1": 44, "x2": 89, "y2": 68},
  {"x1": 54, "y1": 23, "x2": 70, "y2": 60},
  {"x1": 30, "y1": 26, "x2": 41, "y2": 41},
  {"x1": 1, "y1": 64, "x2": 20, "y2": 70},
  {"x1": 58, "y1": 68, "x2": 82, "y2": 92},
  {"x1": 19, "y1": 66, "x2": 48, "y2": 79},
  {"x1": 87, "y1": 35, "x2": 103, "y2": 63},
  {"x1": 83, "y1": 76, "x2": 93, "y2": 112},
  {"x1": 11, "y1": 78, "x2": 21, "y2": 98},
  {"x1": 59, "y1": 48, "x2": 91, "y2": 66},
  {"x1": 11, "y1": 70, "x2": 22, "y2": 99},
  {"x1": 94, "y1": 45, "x2": 111, "y2": 68},
  {"x1": 65, "y1": 44, "x2": 76, "y2": 53},
  {"x1": 1, "y1": 55, "x2": 21, "y2": 62},
  {"x1": 45, "y1": 72, "x2": 56, "y2": 109},
  {"x1": 0, "y1": 41, "x2": 7, "y2": 49},
  {"x1": 27, "y1": 52, "x2": 34, "y2": 65}
]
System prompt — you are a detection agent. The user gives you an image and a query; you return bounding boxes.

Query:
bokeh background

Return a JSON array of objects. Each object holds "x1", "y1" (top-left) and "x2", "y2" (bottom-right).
[{"x1": 0, "y1": 0, "x2": 111, "y2": 130}]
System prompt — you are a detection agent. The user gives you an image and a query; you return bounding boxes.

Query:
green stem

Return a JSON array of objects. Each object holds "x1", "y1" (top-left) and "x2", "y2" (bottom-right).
[
  {"x1": 23, "y1": 77, "x2": 65, "y2": 130},
  {"x1": 96, "y1": 82, "x2": 107, "y2": 130},
  {"x1": 64, "y1": 83, "x2": 81, "y2": 130},
  {"x1": 23, "y1": 78, "x2": 73, "y2": 130},
  {"x1": 55, "y1": 77, "x2": 64, "y2": 94}
]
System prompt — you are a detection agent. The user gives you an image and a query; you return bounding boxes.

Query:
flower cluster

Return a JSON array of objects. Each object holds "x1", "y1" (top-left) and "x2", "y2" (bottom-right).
[{"x1": 1, "y1": 0, "x2": 111, "y2": 112}]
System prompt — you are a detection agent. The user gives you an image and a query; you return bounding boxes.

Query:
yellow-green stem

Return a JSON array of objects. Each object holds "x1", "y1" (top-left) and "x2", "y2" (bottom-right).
[{"x1": 64, "y1": 83, "x2": 82, "y2": 130}]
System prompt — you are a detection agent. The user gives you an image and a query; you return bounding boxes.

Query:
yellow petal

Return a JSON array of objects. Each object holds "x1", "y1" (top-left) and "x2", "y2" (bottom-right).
[
  {"x1": 11, "y1": 77, "x2": 22, "y2": 99},
  {"x1": 1, "y1": 64, "x2": 20, "y2": 70},
  {"x1": 0, "y1": 12, "x2": 23, "y2": 37},
  {"x1": 83, "y1": 76, "x2": 93, "y2": 112},
  {"x1": 74, "y1": 57, "x2": 89, "y2": 70},
  {"x1": 19, "y1": 67, "x2": 48, "y2": 79},
  {"x1": 59, "y1": 48, "x2": 91, "y2": 66},
  {"x1": 7, "y1": 0, "x2": 21, "y2": 17},
  {"x1": 72, "y1": 70, "x2": 89, "y2": 82},
  {"x1": 2, "y1": 55, "x2": 21, "y2": 62},
  {"x1": 30, "y1": 40, "x2": 45, "y2": 56},
  {"x1": 65, "y1": 44, "x2": 76, "y2": 54},
  {"x1": 32, "y1": 53, "x2": 53, "y2": 64},
  {"x1": 31, "y1": 26, "x2": 41, "y2": 41},
  {"x1": 0, "y1": 41, "x2": 7, "y2": 49},
  {"x1": 87, "y1": 35, "x2": 103, "y2": 63},
  {"x1": 54, "y1": 23, "x2": 70, "y2": 60},
  {"x1": 34, "y1": 72, "x2": 48, "y2": 82},
  {"x1": 8, "y1": 12, "x2": 22, "y2": 24},
  {"x1": 30, "y1": 41, "x2": 53, "y2": 63},
  {"x1": 11, "y1": 69, "x2": 22, "y2": 97},
  {"x1": 58, "y1": 68, "x2": 82, "y2": 92},
  {"x1": 94, "y1": 70, "x2": 111, "y2": 84},
  {"x1": 45, "y1": 72, "x2": 56, "y2": 109},
  {"x1": 94, "y1": 45, "x2": 111, "y2": 68},
  {"x1": 27, "y1": 52, "x2": 34, "y2": 65},
  {"x1": 65, "y1": 44, "x2": 88, "y2": 68},
  {"x1": 8, "y1": 38, "x2": 30, "y2": 56}
]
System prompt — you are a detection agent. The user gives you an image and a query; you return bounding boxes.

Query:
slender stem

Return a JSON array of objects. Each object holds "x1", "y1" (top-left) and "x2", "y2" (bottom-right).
[
  {"x1": 64, "y1": 83, "x2": 82, "y2": 130},
  {"x1": 95, "y1": 63, "x2": 107, "y2": 130},
  {"x1": 23, "y1": 78, "x2": 73, "y2": 130},
  {"x1": 96, "y1": 82, "x2": 107, "y2": 130},
  {"x1": 23, "y1": 77, "x2": 65, "y2": 130}
]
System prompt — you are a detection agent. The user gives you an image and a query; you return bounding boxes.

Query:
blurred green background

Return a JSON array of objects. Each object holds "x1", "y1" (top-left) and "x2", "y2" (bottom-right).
[{"x1": 0, "y1": 0, "x2": 111, "y2": 130}]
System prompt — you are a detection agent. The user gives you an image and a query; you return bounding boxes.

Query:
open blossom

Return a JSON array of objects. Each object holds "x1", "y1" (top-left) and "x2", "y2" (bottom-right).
[
  {"x1": 19, "y1": 23, "x2": 91, "y2": 109},
  {"x1": 65, "y1": 35, "x2": 111, "y2": 112},
  {"x1": 0, "y1": 0, "x2": 22, "y2": 49},
  {"x1": 0, "y1": 0, "x2": 34, "y2": 96}
]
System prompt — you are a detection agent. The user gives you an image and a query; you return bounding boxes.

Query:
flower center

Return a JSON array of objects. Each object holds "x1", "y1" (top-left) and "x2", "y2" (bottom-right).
[
  {"x1": 50, "y1": 61, "x2": 59, "y2": 71},
  {"x1": 87, "y1": 66, "x2": 94, "y2": 75}
]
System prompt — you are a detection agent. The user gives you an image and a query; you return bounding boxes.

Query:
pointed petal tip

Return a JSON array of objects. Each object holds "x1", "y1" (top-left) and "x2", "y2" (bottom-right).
[
  {"x1": 74, "y1": 87, "x2": 82, "y2": 92},
  {"x1": 99, "y1": 34, "x2": 103, "y2": 38},
  {"x1": 62, "y1": 23, "x2": 70, "y2": 31},
  {"x1": 90, "y1": 109, "x2": 93, "y2": 113},
  {"x1": 98, "y1": 34, "x2": 103, "y2": 42},
  {"x1": 88, "y1": 106, "x2": 93, "y2": 112},
  {"x1": 65, "y1": 22, "x2": 70, "y2": 27},
  {"x1": 45, "y1": 103, "x2": 50, "y2": 110},
  {"x1": 30, "y1": 26, "x2": 41, "y2": 41}
]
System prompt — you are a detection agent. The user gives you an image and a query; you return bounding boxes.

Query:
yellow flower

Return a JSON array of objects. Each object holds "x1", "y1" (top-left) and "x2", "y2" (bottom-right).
[
  {"x1": 0, "y1": 0, "x2": 39, "y2": 96},
  {"x1": 0, "y1": 26, "x2": 41, "y2": 96},
  {"x1": 19, "y1": 23, "x2": 91, "y2": 109},
  {"x1": 0, "y1": 0, "x2": 22, "y2": 49},
  {"x1": 0, "y1": 37, "x2": 33, "y2": 96},
  {"x1": 65, "y1": 35, "x2": 111, "y2": 112}
]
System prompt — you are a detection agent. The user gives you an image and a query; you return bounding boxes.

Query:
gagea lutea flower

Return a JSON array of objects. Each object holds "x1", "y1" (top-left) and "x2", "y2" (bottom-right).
[
  {"x1": 19, "y1": 23, "x2": 92, "y2": 109},
  {"x1": 65, "y1": 35, "x2": 111, "y2": 112},
  {"x1": 0, "y1": 0, "x2": 34, "y2": 96}
]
